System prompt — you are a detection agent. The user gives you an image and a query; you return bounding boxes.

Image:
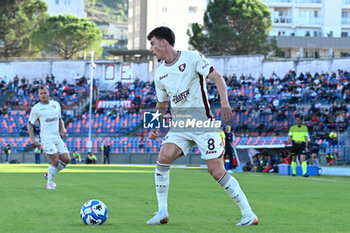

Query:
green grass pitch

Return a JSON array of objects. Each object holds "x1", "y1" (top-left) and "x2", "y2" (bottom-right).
[{"x1": 0, "y1": 164, "x2": 349, "y2": 233}]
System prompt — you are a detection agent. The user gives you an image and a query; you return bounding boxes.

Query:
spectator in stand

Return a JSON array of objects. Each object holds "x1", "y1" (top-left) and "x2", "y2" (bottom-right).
[
  {"x1": 243, "y1": 161, "x2": 252, "y2": 172},
  {"x1": 139, "y1": 136, "x2": 145, "y2": 151},
  {"x1": 0, "y1": 104, "x2": 9, "y2": 115},
  {"x1": 282, "y1": 152, "x2": 292, "y2": 165},
  {"x1": 328, "y1": 129, "x2": 338, "y2": 145},
  {"x1": 309, "y1": 137, "x2": 320, "y2": 166},
  {"x1": 262, "y1": 154, "x2": 279, "y2": 173},
  {"x1": 109, "y1": 106, "x2": 117, "y2": 118},
  {"x1": 257, "y1": 153, "x2": 267, "y2": 172},
  {"x1": 241, "y1": 122, "x2": 250, "y2": 136},
  {"x1": 255, "y1": 122, "x2": 265, "y2": 135},
  {"x1": 276, "y1": 110, "x2": 286, "y2": 122},
  {"x1": 338, "y1": 121, "x2": 349, "y2": 133},
  {"x1": 326, "y1": 153, "x2": 335, "y2": 165},
  {"x1": 251, "y1": 155, "x2": 259, "y2": 172},
  {"x1": 19, "y1": 125, "x2": 28, "y2": 136},
  {"x1": 0, "y1": 77, "x2": 8, "y2": 94},
  {"x1": 262, "y1": 155, "x2": 273, "y2": 173}
]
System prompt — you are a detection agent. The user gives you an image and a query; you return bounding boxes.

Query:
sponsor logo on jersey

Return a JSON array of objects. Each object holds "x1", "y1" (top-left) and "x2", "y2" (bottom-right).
[
  {"x1": 45, "y1": 117, "x2": 58, "y2": 123},
  {"x1": 206, "y1": 150, "x2": 217, "y2": 154},
  {"x1": 172, "y1": 89, "x2": 190, "y2": 104},
  {"x1": 178, "y1": 63, "x2": 186, "y2": 72},
  {"x1": 202, "y1": 63, "x2": 209, "y2": 69},
  {"x1": 159, "y1": 74, "x2": 168, "y2": 80}
]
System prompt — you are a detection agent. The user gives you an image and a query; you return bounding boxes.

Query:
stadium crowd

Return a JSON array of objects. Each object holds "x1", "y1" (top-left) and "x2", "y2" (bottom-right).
[
  {"x1": 0, "y1": 69, "x2": 349, "y2": 138},
  {"x1": 0, "y1": 74, "x2": 90, "y2": 108},
  {"x1": 0, "y1": 69, "x2": 349, "y2": 165}
]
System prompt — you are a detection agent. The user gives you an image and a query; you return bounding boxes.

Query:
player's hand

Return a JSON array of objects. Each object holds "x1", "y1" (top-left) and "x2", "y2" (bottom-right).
[
  {"x1": 60, "y1": 130, "x2": 67, "y2": 139},
  {"x1": 30, "y1": 139, "x2": 39, "y2": 148},
  {"x1": 305, "y1": 147, "x2": 309, "y2": 153},
  {"x1": 221, "y1": 103, "x2": 233, "y2": 124},
  {"x1": 148, "y1": 129, "x2": 160, "y2": 140}
]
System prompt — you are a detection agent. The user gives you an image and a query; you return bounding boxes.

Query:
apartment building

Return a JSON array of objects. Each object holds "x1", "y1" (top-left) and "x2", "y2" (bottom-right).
[
  {"x1": 128, "y1": 0, "x2": 208, "y2": 51},
  {"x1": 263, "y1": 0, "x2": 350, "y2": 58},
  {"x1": 44, "y1": 0, "x2": 85, "y2": 18}
]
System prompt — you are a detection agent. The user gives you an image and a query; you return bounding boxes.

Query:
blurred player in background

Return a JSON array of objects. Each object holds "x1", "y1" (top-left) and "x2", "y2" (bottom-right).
[
  {"x1": 146, "y1": 26, "x2": 258, "y2": 226},
  {"x1": 224, "y1": 125, "x2": 235, "y2": 173},
  {"x1": 4, "y1": 144, "x2": 11, "y2": 163},
  {"x1": 34, "y1": 145, "x2": 42, "y2": 164},
  {"x1": 28, "y1": 85, "x2": 70, "y2": 189}
]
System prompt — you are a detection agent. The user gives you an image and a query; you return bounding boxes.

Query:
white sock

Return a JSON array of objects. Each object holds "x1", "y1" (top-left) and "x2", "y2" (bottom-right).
[
  {"x1": 47, "y1": 164, "x2": 58, "y2": 184},
  {"x1": 155, "y1": 162, "x2": 170, "y2": 213},
  {"x1": 218, "y1": 173, "x2": 252, "y2": 215},
  {"x1": 56, "y1": 160, "x2": 67, "y2": 171}
]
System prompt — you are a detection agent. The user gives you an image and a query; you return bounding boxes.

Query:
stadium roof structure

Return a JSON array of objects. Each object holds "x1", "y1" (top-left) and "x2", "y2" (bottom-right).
[{"x1": 107, "y1": 49, "x2": 152, "y2": 62}]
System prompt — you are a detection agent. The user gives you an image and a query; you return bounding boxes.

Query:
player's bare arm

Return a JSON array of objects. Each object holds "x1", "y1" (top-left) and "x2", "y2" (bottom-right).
[
  {"x1": 59, "y1": 118, "x2": 67, "y2": 138},
  {"x1": 208, "y1": 70, "x2": 233, "y2": 124},
  {"x1": 28, "y1": 122, "x2": 39, "y2": 147},
  {"x1": 148, "y1": 101, "x2": 168, "y2": 140}
]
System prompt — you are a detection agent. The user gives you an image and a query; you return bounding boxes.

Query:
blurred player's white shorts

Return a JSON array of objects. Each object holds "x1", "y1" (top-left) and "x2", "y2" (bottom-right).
[
  {"x1": 162, "y1": 131, "x2": 224, "y2": 160},
  {"x1": 41, "y1": 138, "x2": 69, "y2": 155}
]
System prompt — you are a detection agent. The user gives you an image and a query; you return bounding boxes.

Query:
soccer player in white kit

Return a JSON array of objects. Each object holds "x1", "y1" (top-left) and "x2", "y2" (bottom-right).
[
  {"x1": 146, "y1": 27, "x2": 258, "y2": 226},
  {"x1": 28, "y1": 85, "x2": 70, "y2": 190}
]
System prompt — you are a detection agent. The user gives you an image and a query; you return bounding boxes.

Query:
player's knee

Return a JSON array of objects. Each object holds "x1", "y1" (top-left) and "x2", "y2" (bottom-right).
[
  {"x1": 209, "y1": 167, "x2": 226, "y2": 181},
  {"x1": 61, "y1": 157, "x2": 70, "y2": 164},
  {"x1": 60, "y1": 153, "x2": 71, "y2": 164},
  {"x1": 51, "y1": 159, "x2": 59, "y2": 167},
  {"x1": 158, "y1": 152, "x2": 173, "y2": 164}
]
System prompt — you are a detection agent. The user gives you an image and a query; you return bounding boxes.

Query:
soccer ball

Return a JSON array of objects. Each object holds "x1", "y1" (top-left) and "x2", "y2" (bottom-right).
[{"x1": 80, "y1": 199, "x2": 108, "y2": 225}]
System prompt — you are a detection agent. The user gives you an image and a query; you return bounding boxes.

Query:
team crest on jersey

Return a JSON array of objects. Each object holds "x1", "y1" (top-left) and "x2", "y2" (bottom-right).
[
  {"x1": 178, "y1": 63, "x2": 186, "y2": 72},
  {"x1": 52, "y1": 105, "x2": 56, "y2": 109}
]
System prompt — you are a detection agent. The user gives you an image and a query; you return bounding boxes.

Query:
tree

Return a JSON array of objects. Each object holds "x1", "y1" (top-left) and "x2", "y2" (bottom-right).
[
  {"x1": 33, "y1": 15, "x2": 102, "y2": 59},
  {"x1": 0, "y1": 0, "x2": 47, "y2": 59},
  {"x1": 188, "y1": 0, "x2": 273, "y2": 56}
]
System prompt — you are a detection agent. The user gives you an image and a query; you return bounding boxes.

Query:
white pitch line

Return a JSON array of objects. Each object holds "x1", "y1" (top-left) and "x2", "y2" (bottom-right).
[{"x1": 308, "y1": 177, "x2": 349, "y2": 183}]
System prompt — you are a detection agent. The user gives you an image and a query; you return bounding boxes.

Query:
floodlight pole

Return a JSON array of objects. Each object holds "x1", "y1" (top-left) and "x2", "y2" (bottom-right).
[{"x1": 88, "y1": 50, "x2": 94, "y2": 153}]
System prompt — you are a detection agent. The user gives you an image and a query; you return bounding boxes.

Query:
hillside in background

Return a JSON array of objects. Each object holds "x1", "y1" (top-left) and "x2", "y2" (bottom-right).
[{"x1": 85, "y1": 0, "x2": 128, "y2": 25}]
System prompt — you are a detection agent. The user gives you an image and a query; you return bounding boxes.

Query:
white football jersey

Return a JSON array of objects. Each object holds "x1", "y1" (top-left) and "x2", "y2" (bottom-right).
[
  {"x1": 154, "y1": 50, "x2": 214, "y2": 120},
  {"x1": 28, "y1": 100, "x2": 62, "y2": 143}
]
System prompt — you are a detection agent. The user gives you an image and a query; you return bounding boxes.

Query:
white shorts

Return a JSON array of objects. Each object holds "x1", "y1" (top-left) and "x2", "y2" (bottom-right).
[
  {"x1": 162, "y1": 130, "x2": 224, "y2": 160},
  {"x1": 41, "y1": 138, "x2": 69, "y2": 155}
]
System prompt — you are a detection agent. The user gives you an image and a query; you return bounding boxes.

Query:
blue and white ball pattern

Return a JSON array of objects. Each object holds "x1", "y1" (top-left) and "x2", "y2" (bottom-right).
[{"x1": 80, "y1": 200, "x2": 108, "y2": 225}]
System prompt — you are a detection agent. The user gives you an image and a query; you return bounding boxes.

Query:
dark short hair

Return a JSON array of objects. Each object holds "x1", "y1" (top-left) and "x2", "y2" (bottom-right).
[
  {"x1": 38, "y1": 85, "x2": 48, "y2": 91},
  {"x1": 295, "y1": 114, "x2": 303, "y2": 120},
  {"x1": 147, "y1": 26, "x2": 175, "y2": 46}
]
